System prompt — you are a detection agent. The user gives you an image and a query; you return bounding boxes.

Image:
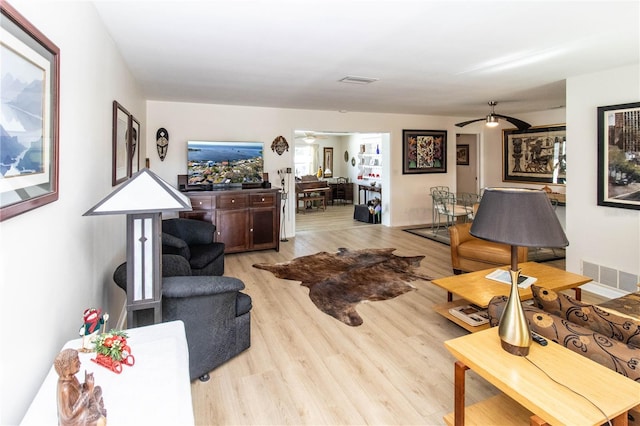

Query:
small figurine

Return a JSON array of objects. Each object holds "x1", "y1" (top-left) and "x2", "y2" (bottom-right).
[
  {"x1": 54, "y1": 348, "x2": 107, "y2": 426},
  {"x1": 79, "y1": 308, "x2": 108, "y2": 352}
]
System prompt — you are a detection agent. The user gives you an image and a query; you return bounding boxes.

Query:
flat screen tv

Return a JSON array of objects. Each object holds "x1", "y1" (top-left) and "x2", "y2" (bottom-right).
[{"x1": 187, "y1": 140, "x2": 264, "y2": 186}]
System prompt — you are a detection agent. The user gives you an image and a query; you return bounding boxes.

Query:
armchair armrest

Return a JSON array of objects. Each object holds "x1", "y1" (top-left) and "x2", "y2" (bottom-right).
[
  {"x1": 162, "y1": 276, "x2": 245, "y2": 298},
  {"x1": 449, "y1": 222, "x2": 474, "y2": 246},
  {"x1": 162, "y1": 232, "x2": 191, "y2": 259}
]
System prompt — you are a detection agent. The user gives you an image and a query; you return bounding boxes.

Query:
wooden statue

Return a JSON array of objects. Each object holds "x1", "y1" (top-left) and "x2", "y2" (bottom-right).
[{"x1": 54, "y1": 348, "x2": 107, "y2": 426}]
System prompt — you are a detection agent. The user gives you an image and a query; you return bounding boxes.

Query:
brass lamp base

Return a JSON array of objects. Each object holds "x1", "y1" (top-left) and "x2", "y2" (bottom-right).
[{"x1": 498, "y1": 268, "x2": 532, "y2": 356}]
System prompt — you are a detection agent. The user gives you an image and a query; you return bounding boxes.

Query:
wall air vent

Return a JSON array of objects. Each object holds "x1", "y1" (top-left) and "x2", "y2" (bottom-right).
[{"x1": 338, "y1": 75, "x2": 379, "y2": 85}]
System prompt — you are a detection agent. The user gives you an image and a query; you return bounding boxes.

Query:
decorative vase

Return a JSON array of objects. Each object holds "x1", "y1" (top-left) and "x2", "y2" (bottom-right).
[
  {"x1": 317, "y1": 167, "x2": 323, "y2": 178},
  {"x1": 376, "y1": 144, "x2": 380, "y2": 154}
]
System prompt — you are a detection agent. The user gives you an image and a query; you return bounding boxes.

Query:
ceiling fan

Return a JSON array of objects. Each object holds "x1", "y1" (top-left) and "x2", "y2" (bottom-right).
[
  {"x1": 455, "y1": 101, "x2": 531, "y2": 131},
  {"x1": 294, "y1": 131, "x2": 329, "y2": 144}
]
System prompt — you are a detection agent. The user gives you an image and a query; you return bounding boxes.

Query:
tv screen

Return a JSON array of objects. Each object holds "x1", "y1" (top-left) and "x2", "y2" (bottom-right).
[{"x1": 187, "y1": 141, "x2": 264, "y2": 186}]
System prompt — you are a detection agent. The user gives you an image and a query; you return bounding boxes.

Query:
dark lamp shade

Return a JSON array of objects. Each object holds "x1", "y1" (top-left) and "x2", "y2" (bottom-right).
[{"x1": 470, "y1": 188, "x2": 568, "y2": 248}]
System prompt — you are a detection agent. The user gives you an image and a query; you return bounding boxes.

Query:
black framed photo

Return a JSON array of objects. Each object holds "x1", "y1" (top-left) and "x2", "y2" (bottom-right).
[
  {"x1": 402, "y1": 129, "x2": 447, "y2": 174},
  {"x1": 456, "y1": 144, "x2": 469, "y2": 166},
  {"x1": 0, "y1": 3, "x2": 60, "y2": 221},
  {"x1": 597, "y1": 101, "x2": 640, "y2": 210},
  {"x1": 502, "y1": 125, "x2": 566, "y2": 184},
  {"x1": 129, "y1": 115, "x2": 140, "y2": 176},
  {"x1": 112, "y1": 101, "x2": 130, "y2": 186}
]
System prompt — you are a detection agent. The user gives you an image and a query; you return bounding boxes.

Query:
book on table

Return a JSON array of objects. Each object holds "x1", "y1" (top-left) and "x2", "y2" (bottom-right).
[
  {"x1": 485, "y1": 269, "x2": 537, "y2": 288},
  {"x1": 448, "y1": 305, "x2": 489, "y2": 326}
]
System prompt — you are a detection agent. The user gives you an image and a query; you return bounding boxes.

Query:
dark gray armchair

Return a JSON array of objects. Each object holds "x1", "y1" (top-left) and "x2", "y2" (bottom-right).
[
  {"x1": 113, "y1": 255, "x2": 252, "y2": 381},
  {"x1": 162, "y1": 218, "x2": 225, "y2": 276}
]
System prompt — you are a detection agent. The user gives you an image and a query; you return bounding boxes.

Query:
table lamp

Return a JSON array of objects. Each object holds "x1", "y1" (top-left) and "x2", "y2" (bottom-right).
[
  {"x1": 470, "y1": 188, "x2": 568, "y2": 356},
  {"x1": 84, "y1": 168, "x2": 192, "y2": 327}
]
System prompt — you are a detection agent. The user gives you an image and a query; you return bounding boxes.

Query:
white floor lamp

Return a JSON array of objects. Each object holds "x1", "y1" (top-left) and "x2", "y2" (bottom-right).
[{"x1": 85, "y1": 168, "x2": 192, "y2": 327}]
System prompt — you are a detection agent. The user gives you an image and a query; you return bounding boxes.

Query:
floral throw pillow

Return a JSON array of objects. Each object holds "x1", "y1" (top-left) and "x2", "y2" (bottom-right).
[{"x1": 531, "y1": 285, "x2": 640, "y2": 348}]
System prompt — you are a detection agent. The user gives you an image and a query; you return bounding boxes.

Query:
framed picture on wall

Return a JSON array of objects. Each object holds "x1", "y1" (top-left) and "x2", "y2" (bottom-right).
[
  {"x1": 597, "y1": 101, "x2": 640, "y2": 210},
  {"x1": 502, "y1": 125, "x2": 566, "y2": 184},
  {"x1": 112, "y1": 101, "x2": 130, "y2": 186},
  {"x1": 402, "y1": 129, "x2": 447, "y2": 174},
  {"x1": 129, "y1": 115, "x2": 140, "y2": 175},
  {"x1": 0, "y1": 3, "x2": 60, "y2": 222},
  {"x1": 323, "y1": 147, "x2": 333, "y2": 177},
  {"x1": 456, "y1": 144, "x2": 469, "y2": 165}
]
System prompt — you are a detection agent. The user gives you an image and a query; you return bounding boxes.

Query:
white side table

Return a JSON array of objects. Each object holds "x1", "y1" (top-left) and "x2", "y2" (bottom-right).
[{"x1": 21, "y1": 320, "x2": 194, "y2": 425}]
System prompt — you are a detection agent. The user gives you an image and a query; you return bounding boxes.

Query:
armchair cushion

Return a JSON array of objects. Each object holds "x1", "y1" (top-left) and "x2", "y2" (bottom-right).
[{"x1": 189, "y1": 243, "x2": 225, "y2": 270}]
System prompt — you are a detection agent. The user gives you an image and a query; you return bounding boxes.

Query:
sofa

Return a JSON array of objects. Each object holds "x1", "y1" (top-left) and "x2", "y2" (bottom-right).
[
  {"x1": 113, "y1": 254, "x2": 251, "y2": 381},
  {"x1": 487, "y1": 285, "x2": 640, "y2": 383}
]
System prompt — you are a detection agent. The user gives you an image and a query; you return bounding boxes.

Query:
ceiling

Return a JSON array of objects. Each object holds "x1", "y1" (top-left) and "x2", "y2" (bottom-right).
[{"x1": 93, "y1": 1, "x2": 639, "y2": 118}]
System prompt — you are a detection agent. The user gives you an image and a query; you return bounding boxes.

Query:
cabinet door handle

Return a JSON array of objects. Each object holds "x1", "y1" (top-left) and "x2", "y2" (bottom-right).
[
  {"x1": 217, "y1": 231, "x2": 220, "y2": 235},
  {"x1": 250, "y1": 228, "x2": 253, "y2": 232},
  {"x1": 261, "y1": 197, "x2": 265, "y2": 202},
  {"x1": 231, "y1": 199, "x2": 235, "y2": 203}
]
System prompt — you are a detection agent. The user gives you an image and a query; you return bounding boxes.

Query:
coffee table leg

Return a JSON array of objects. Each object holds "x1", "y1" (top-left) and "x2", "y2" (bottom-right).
[
  {"x1": 454, "y1": 361, "x2": 469, "y2": 426},
  {"x1": 574, "y1": 287, "x2": 581, "y2": 301},
  {"x1": 610, "y1": 411, "x2": 629, "y2": 426}
]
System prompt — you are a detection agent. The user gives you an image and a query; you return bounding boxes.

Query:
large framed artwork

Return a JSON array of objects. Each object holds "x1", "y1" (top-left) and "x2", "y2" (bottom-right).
[
  {"x1": 502, "y1": 125, "x2": 566, "y2": 184},
  {"x1": 112, "y1": 101, "x2": 130, "y2": 186},
  {"x1": 0, "y1": 2, "x2": 60, "y2": 221},
  {"x1": 402, "y1": 129, "x2": 447, "y2": 174},
  {"x1": 597, "y1": 101, "x2": 640, "y2": 210}
]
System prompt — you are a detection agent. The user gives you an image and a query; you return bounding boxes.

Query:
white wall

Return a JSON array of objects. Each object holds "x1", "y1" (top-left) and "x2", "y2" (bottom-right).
[
  {"x1": 566, "y1": 64, "x2": 640, "y2": 293},
  {"x1": 0, "y1": 2, "x2": 144, "y2": 424},
  {"x1": 146, "y1": 101, "x2": 461, "y2": 229}
]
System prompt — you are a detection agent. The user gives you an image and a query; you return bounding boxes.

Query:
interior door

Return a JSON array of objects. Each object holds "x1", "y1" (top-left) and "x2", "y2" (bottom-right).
[{"x1": 456, "y1": 134, "x2": 479, "y2": 195}]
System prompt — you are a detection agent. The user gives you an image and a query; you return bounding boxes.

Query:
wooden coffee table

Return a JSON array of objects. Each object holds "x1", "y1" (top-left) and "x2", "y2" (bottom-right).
[
  {"x1": 444, "y1": 327, "x2": 640, "y2": 425},
  {"x1": 431, "y1": 262, "x2": 591, "y2": 332}
]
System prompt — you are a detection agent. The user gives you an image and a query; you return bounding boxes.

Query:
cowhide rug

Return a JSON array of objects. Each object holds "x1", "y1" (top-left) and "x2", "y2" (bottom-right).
[{"x1": 253, "y1": 247, "x2": 432, "y2": 326}]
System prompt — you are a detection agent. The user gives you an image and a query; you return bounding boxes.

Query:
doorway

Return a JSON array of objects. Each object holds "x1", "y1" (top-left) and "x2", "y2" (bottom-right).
[
  {"x1": 292, "y1": 130, "x2": 389, "y2": 233},
  {"x1": 455, "y1": 133, "x2": 479, "y2": 195}
]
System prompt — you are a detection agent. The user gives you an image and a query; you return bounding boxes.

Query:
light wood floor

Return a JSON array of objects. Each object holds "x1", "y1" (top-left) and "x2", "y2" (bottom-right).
[{"x1": 190, "y1": 205, "x2": 594, "y2": 425}]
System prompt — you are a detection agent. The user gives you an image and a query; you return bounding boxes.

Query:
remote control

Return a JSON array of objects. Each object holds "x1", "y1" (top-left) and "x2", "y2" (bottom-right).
[{"x1": 531, "y1": 332, "x2": 548, "y2": 346}]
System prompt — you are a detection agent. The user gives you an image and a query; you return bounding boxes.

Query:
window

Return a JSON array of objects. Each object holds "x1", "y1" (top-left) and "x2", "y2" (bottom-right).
[{"x1": 295, "y1": 145, "x2": 314, "y2": 177}]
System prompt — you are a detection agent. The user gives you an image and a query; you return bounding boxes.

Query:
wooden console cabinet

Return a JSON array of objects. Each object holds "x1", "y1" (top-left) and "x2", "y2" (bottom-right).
[{"x1": 180, "y1": 188, "x2": 281, "y2": 253}]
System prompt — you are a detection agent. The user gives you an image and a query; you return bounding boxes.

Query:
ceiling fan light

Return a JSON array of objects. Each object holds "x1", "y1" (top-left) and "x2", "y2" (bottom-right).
[
  {"x1": 486, "y1": 114, "x2": 500, "y2": 127},
  {"x1": 303, "y1": 137, "x2": 315, "y2": 144}
]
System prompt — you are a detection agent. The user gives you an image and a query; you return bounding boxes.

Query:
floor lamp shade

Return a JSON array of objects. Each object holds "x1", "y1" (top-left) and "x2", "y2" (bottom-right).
[
  {"x1": 84, "y1": 168, "x2": 192, "y2": 327},
  {"x1": 470, "y1": 188, "x2": 568, "y2": 355}
]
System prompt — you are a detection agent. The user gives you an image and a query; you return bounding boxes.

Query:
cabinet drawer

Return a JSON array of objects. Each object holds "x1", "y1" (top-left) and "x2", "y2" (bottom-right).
[
  {"x1": 217, "y1": 194, "x2": 248, "y2": 209},
  {"x1": 250, "y1": 193, "x2": 276, "y2": 207},
  {"x1": 189, "y1": 195, "x2": 213, "y2": 210}
]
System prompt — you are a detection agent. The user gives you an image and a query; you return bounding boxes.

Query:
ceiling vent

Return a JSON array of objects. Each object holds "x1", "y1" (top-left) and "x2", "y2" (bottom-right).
[{"x1": 338, "y1": 75, "x2": 379, "y2": 85}]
